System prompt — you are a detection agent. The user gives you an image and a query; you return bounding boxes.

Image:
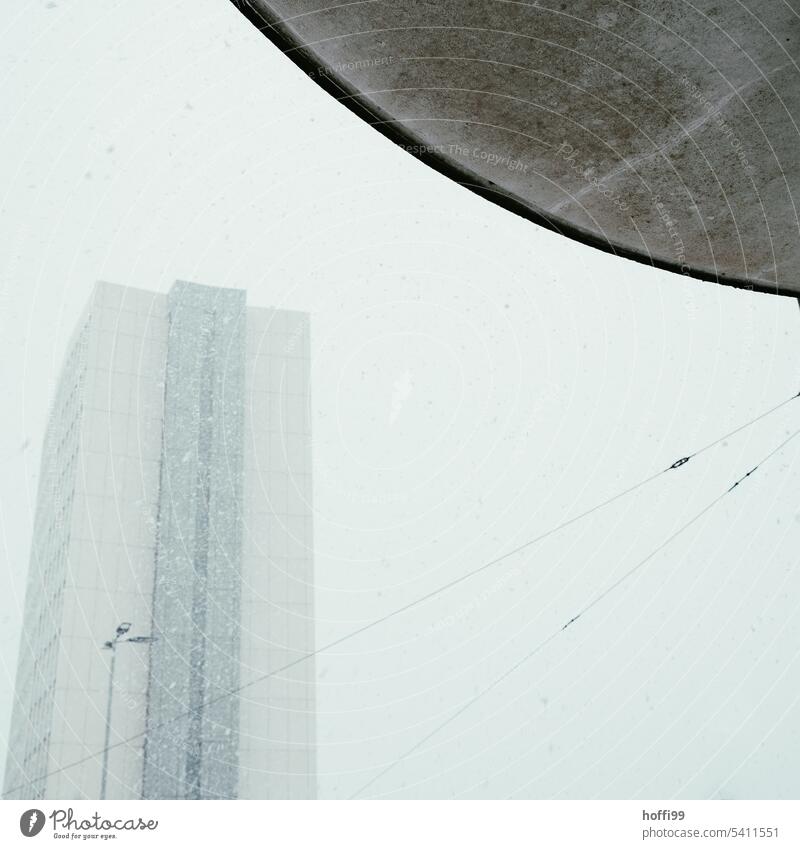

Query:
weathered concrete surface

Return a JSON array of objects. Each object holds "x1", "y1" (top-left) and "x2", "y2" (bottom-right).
[{"x1": 232, "y1": 0, "x2": 800, "y2": 297}]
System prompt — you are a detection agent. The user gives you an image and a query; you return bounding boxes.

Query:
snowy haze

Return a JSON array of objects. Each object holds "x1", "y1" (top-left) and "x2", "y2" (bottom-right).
[{"x1": 1, "y1": 0, "x2": 799, "y2": 799}]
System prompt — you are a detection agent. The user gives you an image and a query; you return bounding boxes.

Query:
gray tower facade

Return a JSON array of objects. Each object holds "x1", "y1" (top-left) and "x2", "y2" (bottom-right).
[
  {"x1": 3, "y1": 280, "x2": 316, "y2": 800},
  {"x1": 2, "y1": 315, "x2": 92, "y2": 800},
  {"x1": 143, "y1": 283, "x2": 246, "y2": 799}
]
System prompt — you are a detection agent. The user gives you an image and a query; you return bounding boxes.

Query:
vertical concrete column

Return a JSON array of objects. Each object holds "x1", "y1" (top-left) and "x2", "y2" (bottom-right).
[{"x1": 143, "y1": 282, "x2": 246, "y2": 800}]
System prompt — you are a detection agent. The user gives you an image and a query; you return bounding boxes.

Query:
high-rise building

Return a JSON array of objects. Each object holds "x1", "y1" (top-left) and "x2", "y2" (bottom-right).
[{"x1": 3, "y1": 281, "x2": 315, "y2": 800}]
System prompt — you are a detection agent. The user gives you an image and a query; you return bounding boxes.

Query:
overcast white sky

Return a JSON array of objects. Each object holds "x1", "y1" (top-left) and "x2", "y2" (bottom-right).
[{"x1": 1, "y1": 0, "x2": 800, "y2": 799}]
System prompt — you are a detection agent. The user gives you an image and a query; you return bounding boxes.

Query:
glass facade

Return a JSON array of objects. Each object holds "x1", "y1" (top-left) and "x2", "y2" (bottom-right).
[
  {"x1": 3, "y1": 281, "x2": 316, "y2": 800},
  {"x1": 143, "y1": 283, "x2": 246, "y2": 800},
  {"x1": 2, "y1": 314, "x2": 91, "y2": 799}
]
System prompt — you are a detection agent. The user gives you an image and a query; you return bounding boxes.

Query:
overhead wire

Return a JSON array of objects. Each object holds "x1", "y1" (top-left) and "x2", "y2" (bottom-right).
[
  {"x1": 348, "y1": 424, "x2": 800, "y2": 798},
  {"x1": 3, "y1": 389, "x2": 799, "y2": 799}
]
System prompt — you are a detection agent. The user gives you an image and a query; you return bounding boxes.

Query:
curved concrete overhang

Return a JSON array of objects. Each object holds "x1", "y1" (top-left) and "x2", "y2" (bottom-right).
[{"x1": 231, "y1": 0, "x2": 800, "y2": 298}]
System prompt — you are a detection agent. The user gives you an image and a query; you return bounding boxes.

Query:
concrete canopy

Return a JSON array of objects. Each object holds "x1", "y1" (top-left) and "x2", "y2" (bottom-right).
[{"x1": 231, "y1": 0, "x2": 800, "y2": 298}]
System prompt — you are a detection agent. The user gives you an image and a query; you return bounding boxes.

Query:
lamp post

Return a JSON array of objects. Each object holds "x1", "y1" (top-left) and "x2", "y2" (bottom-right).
[{"x1": 99, "y1": 622, "x2": 157, "y2": 800}]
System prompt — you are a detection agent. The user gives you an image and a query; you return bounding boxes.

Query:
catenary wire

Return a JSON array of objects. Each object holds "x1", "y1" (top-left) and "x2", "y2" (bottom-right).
[
  {"x1": 3, "y1": 390, "x2": 799, "y2": 798},
  {"x1": 348, "y1": 425, "x2": 800, "y2": 799}
]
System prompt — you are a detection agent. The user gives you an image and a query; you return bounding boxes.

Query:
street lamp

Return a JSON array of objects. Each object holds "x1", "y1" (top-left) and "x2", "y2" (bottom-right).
[{"x1": 99, "y1": 622, "x2": 157, "y2": 800}]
